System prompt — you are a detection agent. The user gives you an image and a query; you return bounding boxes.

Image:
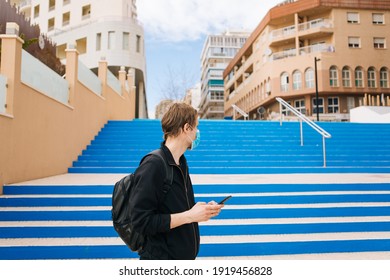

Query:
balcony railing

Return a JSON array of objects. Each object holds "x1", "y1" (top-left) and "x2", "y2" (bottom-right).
[
  {"x1": 270, "y1": 25, "x2": 295, "y2": 41},
  {"x1": 299, "y1": 44, "x2": 335, "y2": 55},
  {"x1": 298, "y1": 18, "x2": 333, "y2": 32},
  {"x1": 19, "y1": 0, "x2": 31, "y2": 10},
  {"x1": 271, "y1": 43, "x2": 335, "y2": 61},
  {"x1": 270, "y1": 18, "x2": 333, "y2": 41}
]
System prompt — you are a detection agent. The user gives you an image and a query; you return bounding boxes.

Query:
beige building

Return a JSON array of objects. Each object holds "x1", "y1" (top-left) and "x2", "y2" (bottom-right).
[
  {"x1": 155, "y1": 99, "x2": 174, "y2": 119},
  {"x1": 183, "y1": 83, "x2": 201, "y2": 111},
  {"x1": 224, "y1": 0, "x2": 390, "y2": 121}
]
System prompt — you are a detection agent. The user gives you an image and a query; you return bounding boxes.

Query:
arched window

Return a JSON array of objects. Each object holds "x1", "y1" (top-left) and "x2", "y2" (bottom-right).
[
  {"x1": 342, "y1": 66, "x2": 352, "y2": 87},
  {"x1": 355, "y1": 67, "x2": 364, "y2": 87},
  {"x1": 368, "y1": 67, "x2": 376, "y2": 88},
  {"x1": 280, "y1": 72, "x2": 289, "y2": 92},
  {"x1": 292, "y1": 70, "x2": 302, "y2": 90},
  {"x1": 380, "y1": 67, "x2": 389, "y2": 88},
  {"x1": 305, "y1": 68, "x2": 314, "y2": 88},
  {"x1": 329, "y1": 66, "x2": 339, "y2": 87}
]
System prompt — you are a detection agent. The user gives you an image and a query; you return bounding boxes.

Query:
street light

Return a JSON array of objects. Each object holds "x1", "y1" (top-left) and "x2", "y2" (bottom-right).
[{"x1": 314, "y1": 57, "x2": 321, "y2": 121}]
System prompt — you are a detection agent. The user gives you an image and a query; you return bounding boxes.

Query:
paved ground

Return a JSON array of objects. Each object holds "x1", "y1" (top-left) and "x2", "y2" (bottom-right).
[
  {"x1": 5, "y1": 172, "x2": 390, "y2": 260},
  {"x1": 8, "y1": 173, "x2": 390, "y2": 186}
]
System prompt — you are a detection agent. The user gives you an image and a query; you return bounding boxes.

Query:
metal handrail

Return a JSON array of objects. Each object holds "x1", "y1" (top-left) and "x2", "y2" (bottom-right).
[
  {"x1": 276, "y1": 97, "x2": 331, "y2": 167},
  {"x1": 232, "y1": 104, "x2": 249, "y2": 120}
]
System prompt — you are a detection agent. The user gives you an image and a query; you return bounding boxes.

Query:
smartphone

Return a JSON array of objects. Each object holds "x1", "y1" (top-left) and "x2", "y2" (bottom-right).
[{"x1": 218, "y1": 195, "x2": 232, "y2": 205}]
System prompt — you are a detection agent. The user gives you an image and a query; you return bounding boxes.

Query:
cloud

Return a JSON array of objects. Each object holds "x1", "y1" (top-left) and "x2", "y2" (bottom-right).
[{"x1": 137, "y1": 0, "x2": 281, "y2": 42}]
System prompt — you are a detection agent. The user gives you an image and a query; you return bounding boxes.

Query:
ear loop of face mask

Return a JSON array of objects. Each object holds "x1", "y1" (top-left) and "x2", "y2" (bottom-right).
[{"x1": 187, "y1": 125, "x2": 200, "y2": 150}]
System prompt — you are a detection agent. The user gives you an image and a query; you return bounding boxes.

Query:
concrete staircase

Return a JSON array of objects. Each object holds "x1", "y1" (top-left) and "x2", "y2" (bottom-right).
[{"x1": 1, "y1": 119, "x2": 390, "y2": 259}]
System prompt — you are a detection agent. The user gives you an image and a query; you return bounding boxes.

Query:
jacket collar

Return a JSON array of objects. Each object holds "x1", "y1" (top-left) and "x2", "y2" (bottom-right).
[{"x1": 160, "y1": 142, "x2": 186, "y2": 166}]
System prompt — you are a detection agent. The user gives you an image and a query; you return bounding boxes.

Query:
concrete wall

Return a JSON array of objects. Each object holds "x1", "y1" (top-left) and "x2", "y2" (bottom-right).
[
  {"x1": 350, "y1": 106, "x2": 390, "y2": 123},
  {"x1": 0, "y1": 32, "x2": 136, "y2": 192}
]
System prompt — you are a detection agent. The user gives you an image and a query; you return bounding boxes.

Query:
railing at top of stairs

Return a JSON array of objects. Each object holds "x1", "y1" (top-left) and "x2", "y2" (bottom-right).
[
  {"x1": 276, "y1": 97, "x2": 332, "y2": 167},
  {"x1": 232, "y1": 104, "x2": 248, "y2": 120}
]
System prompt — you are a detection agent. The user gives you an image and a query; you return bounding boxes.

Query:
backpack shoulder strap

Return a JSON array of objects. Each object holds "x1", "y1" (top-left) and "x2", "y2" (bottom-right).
[{"x1": 147, "y1": 149, "x2": 173, "y2": 194}]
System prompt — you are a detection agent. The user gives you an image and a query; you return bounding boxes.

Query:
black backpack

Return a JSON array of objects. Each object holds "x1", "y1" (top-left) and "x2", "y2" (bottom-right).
[{"x1": 111, "y1": 149, "x2": 173, "y2": 252}]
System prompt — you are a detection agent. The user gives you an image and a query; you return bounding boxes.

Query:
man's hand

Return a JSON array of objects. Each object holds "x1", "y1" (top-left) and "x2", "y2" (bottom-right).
[{"x1": 170, "y1": 201, "x2": 224, "y2": 229}]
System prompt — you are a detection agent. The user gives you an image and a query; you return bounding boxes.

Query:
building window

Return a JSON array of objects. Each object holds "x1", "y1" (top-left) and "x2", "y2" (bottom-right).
[
  {"x1": 294, "y1": 99, "x2": 306, "y2": 114},
  {"x1": 368, "y1": 67, "x2": 377, "y2": 88},
  {"x1": 347, "y1": 12, "x2": 359, "y2": 24},
  {"x1": 342, "y1": 66, "x2": 351, "y2": 87},
  {"x1": 108, "y1": 31, "x2": 115, "y2": 50},
  {"x1": 380, "y1": 67, "x2": 389, "y2": 88},
  {"x1": 266, "y1": 78, "x2": 271, "y2": 96},
  {"x1": 355, "y1": 67, "x2": 364, "y2": 88},
  {"x1": 56, "y1": 43, "x2": 66, "y2": 60},
  {"x1": 292, "y1": 70, "x2": 302, "y2": 90},
  {"x1": 373, "y1": 13, "x2": 385, "y2": 25},
  {"x1": 305, "y1": 68, "x2": 314, "y2": 88},
  {"x1": 76, "y1": 37, "x2": 87, "y2": 54},
  {"x1": 123, "y1": 32, "x2": 130, "y2": 50},
  {"x1": 82, "y1": 4, "x2": 91, "y2": 20},
  {"x1": 312, "y1": 98, "x2": 324, "y2": 114},
  {"x1": 96, "y1": 33, "x2": 101, "y2": 51},
  {"x1": 328, "y1": 97, "x2": 339, "y2": 113},
  {"x1": 329, "y1": 66, "x2": 339, "y2": 87},
  {"x1": 210, "y1": 91, "x2": 224, "y2": 100},
  {"x1": 48, "y1": 17, "x2": 55, "y2": 31},
  {"x1": 34, "y1": 5, "x2": 40, "y2": 18},
  {"x1": 49, "y1": 0, "x2": 56, "y2": 11},
  {"x1": 63, "y1": 0, "x2": 71, "y2": 5},
  {"x1": 280, "y1": 72, "x2": 289, "y2": 92},
  {"x1": 281, "y1": 101, "x2": 292, "y2": 116},
  {"x1": 136, "y1": 35, "x2": 141, "y2": 53},
  {"x1": 62, "y1": 12, "x2": 70, "y2": 26},
  {"x1": 374, "y1": 37, "x2": 386, "y2": 49},
  {"x1": 348, "y1": 37, "x2": 360, "y2": 48}
]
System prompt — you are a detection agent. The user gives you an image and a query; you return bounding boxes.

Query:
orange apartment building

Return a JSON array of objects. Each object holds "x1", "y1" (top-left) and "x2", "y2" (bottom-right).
[{"x1": 223, "y1": 0, "x2": 390, "y2": 121}]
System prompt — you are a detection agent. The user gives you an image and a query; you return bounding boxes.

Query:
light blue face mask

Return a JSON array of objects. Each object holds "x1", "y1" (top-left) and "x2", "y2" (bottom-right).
[{"x1": 188, "y1": 129, "x2": 200, "y2": 150}]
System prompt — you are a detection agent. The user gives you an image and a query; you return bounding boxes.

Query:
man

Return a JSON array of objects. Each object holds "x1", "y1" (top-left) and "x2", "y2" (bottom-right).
[{"x1": 130, "y1": 102, "x2": 224, "y2": 260}]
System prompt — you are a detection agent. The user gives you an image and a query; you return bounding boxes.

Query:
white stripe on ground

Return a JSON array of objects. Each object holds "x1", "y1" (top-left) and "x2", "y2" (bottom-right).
[
  {"x1": 7, "y1": 173, "x2": 390, "y2": 186},
  {"x1": 1, "y1": 232, "x2": 390, "y2": 247},
  {"x1": 1, "y1": 216, "x2": 390, "y2": 227}
]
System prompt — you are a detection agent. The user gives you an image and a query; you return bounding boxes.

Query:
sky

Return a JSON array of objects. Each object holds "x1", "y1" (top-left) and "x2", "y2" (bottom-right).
[{"x1": 137, "y1": 0, "x2": 283, "y2": 118}]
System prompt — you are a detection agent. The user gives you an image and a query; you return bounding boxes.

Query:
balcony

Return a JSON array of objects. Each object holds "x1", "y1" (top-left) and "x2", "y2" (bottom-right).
[
  {"x1": 271, "y1": 43, "x2": 335, "y2": 61},
  {"x1": 19, "y1": 0, "x2": 31, "y2": 13},
  {"x1": 270, "y1": 18, "x2": 333, "y2": 47},
  {"x1": 225, "y1": 54, "x2": 254, "y2": 89}
]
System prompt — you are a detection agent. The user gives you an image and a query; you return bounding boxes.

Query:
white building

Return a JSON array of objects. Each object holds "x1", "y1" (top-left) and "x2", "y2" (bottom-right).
[
  {"x1": 199, "y1": 31, "x2": 250, "y2": 119},
  {"x1": 11, "y1": 0, "x2": 148, "y2": 118}
]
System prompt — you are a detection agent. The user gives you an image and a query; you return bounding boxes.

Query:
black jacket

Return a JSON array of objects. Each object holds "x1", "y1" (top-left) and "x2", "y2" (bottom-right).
[{"x1": 129, "y1": 143, "x2": 200, "y2": 260}]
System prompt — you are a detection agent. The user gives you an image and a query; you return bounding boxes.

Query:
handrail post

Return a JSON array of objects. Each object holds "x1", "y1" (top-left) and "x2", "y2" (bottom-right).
[
  {"x1": 323, "y1": 136, "x2": 327, "y2": 167},
  {"x1": 300, "y1": 119, "x2": 303, "y2": 146},
  {"x1": 279, "y1": 102, "x2": 283, "y2": 126}
]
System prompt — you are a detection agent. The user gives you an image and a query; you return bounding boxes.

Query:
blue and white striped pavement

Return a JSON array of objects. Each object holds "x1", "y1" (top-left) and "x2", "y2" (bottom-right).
[{"x1": 1, "y1": 173, "x2": 390, "y2": 260}]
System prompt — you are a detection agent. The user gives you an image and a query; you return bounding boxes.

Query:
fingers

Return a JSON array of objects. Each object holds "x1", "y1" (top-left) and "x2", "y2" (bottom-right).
[
  {"x1": 191, "y1": 202, "x2": 224, "y2": 222},
  {"x1": 206, "y1": 204, "x2": 223, "y2": 217}
]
